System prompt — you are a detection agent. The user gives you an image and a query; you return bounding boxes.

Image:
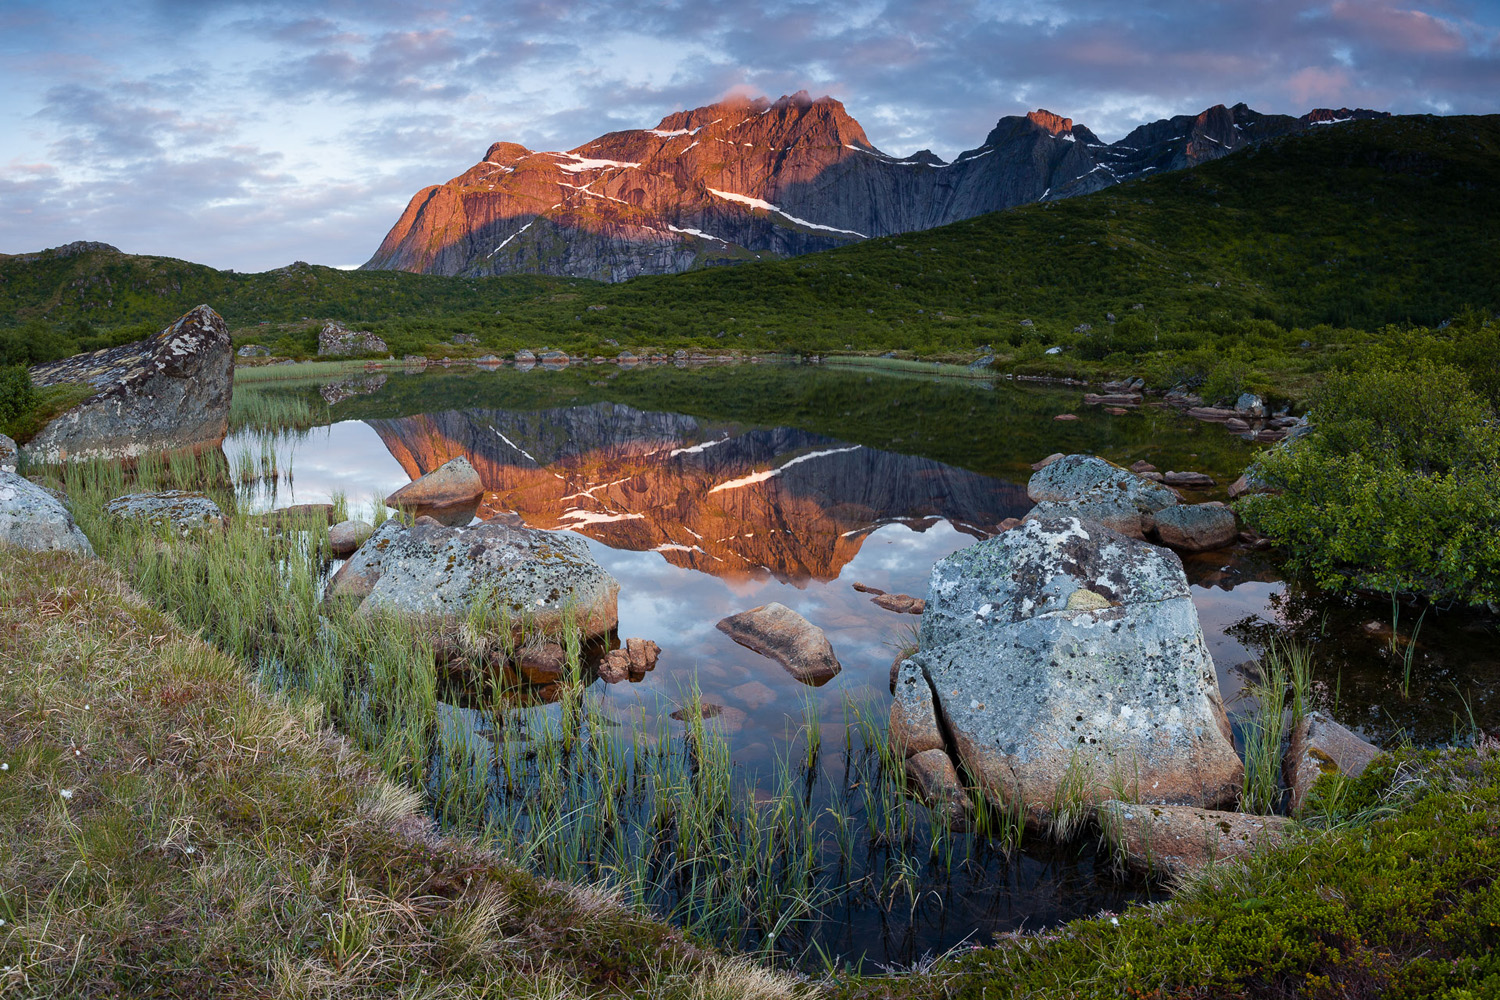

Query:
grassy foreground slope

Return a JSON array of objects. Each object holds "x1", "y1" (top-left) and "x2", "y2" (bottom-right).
[{"x1": 2, "y1": 114, "x2": 1496, "y2": 376}]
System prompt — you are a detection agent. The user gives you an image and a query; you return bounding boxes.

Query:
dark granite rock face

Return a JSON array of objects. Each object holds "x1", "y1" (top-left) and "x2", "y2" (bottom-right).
[
  {"x1": 364, "y1": 95, "x2": 1387, "y2": 282},
  {"x1": 23, "y1": 304, "x2": 233, "y2": 465}
]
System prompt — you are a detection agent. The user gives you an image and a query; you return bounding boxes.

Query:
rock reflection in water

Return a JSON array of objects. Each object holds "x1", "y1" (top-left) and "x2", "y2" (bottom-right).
[{"x1": 368, "y1": 401, "x2": 1031, "y2": 583}]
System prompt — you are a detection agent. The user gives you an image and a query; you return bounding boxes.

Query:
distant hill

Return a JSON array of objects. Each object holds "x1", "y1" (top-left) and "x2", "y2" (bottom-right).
[
  {"x1": 362, "y1": 92, "x2": 1388, "y2": 281},
  {"x1": 1, "y1": 113, "x2": 1496, "y2": 369}
]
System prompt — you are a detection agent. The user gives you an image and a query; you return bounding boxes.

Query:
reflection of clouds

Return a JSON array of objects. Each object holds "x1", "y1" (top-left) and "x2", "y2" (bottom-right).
[
  {"x1": 225, "y1": 420, "x2": 411, "y2": 510},
  {"x1": 1192, "y1": 580, "x2": 1283, "y2": 713}
]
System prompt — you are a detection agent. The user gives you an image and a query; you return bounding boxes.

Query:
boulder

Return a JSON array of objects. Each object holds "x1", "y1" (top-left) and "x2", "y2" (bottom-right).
[
  {"x1": 905, "y1": 749, "x2": 972, "y2": 829},
  {"x1": 515, "y1": 349, "x2": 537, "y2": 363},
  {"x1": 385, "y1": 456, "x2": 484, "y2": 509},
  {"x1": 625, "y1": 637, "x2": 660, "y2": 677},
  {"x1": 910, "y1": 517, "x2": 1242, "y2": 832},
  {"x1": 1025, "y1": 456, "x2": 1181, "y2": 540},
  {"x1": 0, "y1": 433, "x2": 16, "y2": 473},
  {"x1": 1235, "y1": 393, "x2": 1267, "y2": 418},
  {"x1": 1227, "y1": 471, "x2": 1272, "y2": 499},
  {"x1": 1152, "y1": 503, "x2": 1239, "y2": 552},
  {"x1": 1129, "y1": 460, "x2": 1157, "y2": 474},
  {"x1": 0, "y1": 470, "x2": 94, "y2": 555},
  {"x1": 1284, "y1": 712, "x2": 1381, "y2": 816},
  {"x1": 22, "y1": 305, "x2": 233, "y2": 465},
  {"x1": 716, "y1": 602, "x2": 841, "y2": 685},
  {"x1": 326, "y1": 518, "x2": 619, "y2": 641},
  {"x1": 1031, "y1": 453, "x2": 1065, "y2": 472},
  {"x1": 328, "y1": 519, "x2": 375, "y2": 557},
  {"x1": 317, "y1": 321, "x2": 387, "y2": 357},
  {"x1": 104, "y1": 491, "x2": 225, "y2": 533},
  {"x1": 597, "y1": 649, "x2": 630, "y2": 683},
  {"x1": 1098, "y1": 800, "x2": 1294, "y2": 876},
  {"x1": 237, "y1": 344, "x2": 270, "y2": 358}
]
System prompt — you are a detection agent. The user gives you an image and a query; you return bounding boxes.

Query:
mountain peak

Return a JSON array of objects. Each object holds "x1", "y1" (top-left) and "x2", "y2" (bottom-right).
[{"x1": 1027, "y1": 109, "x2": 1074, "y2": 135}]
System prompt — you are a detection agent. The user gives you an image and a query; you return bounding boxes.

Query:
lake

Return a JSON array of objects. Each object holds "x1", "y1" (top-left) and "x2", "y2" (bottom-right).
[{"x1": 225, "y1": 358, "x2": 1499, "y2": 968}]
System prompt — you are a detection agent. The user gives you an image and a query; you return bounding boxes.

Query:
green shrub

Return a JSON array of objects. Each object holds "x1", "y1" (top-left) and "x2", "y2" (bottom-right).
[
  {"x1": 0, "y1": 365, "x2": 36, "y2": 430},
  {"x1": 1241, "y1": 359, "x2": 1500, "y2": 605}
]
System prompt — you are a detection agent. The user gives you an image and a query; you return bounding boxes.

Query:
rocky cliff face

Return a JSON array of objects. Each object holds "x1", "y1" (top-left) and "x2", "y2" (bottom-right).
[
  {"x1": 365, "y1": 401, "x2": 1030, "y2": 582},
  {"x1": 364, "y1": 95, "x2": 1387, "y2": 281}
]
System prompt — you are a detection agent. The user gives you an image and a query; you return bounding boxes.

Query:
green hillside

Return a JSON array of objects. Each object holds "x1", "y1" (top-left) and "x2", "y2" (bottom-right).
[{"x1": 3, "y1": 113, "x2": 1497, "y2": 393}]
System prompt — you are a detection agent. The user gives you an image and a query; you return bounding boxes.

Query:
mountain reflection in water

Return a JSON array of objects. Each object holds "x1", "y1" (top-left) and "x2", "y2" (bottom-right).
[{"x1": 367, "y1": 401, "x2": 1032, "y2": 583}]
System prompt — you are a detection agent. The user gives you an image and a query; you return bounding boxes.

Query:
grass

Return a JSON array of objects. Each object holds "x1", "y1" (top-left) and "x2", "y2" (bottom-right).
[
  {"x1": 1238, "y1": 646, "x2": 1291, "y2": 817},
  {"x1": 0, "y1": 546, "x2": 824, "y2": 999},
  {"x1": 0, "y1": 381, "x2": 95, "y2": 444}
]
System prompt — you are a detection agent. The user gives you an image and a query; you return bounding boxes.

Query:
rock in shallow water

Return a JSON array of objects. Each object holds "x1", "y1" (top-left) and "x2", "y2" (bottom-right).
[
  {"x1": 326, "y1": 517, "x2": 619, "y2": 640},
  {"x1": 911, "y1": 516, "x2": 1242, "y2": 832},
  {"x1": 0, "y1": 470, "x2": 94, "y2": 555},
  {"x1": 385, "y1": 456, "x2": 485, "y2": 509},
  {"x1": 716, "y1": 602, "x2": 841, "y2": 684},
  {"x1": 328, "y1": 518, "x2": 374, "y2": 557},
  {"x1": 1152, "y1": 502, "x2": 1239, "y2": 552},
  {"x1": 1025, "y1": 454, "x2": 1180, "y2": 541}
]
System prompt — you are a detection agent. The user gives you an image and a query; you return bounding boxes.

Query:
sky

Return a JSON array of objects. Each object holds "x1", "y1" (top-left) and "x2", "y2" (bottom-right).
[{"x1": 2, "y1": 0, "x2": 1497, "y2": 273}]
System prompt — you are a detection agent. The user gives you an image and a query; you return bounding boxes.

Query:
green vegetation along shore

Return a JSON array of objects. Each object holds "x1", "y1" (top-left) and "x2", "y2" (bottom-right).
[{"x1": 2, "y1": 114, "x2": 1497, "y2": 403}]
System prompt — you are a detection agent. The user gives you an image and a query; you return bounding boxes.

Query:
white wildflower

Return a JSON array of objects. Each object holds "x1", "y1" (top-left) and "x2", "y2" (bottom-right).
[
  {"x1": 1110, "y1": 917, "x2": 1120, "y2": 926},
  {"x1": 59, "y1": 789, "x2": 74, "y2": 800}
]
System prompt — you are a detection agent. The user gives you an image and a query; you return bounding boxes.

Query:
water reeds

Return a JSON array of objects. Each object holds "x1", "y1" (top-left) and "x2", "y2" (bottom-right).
[{"x1": 1239, "y1": 644, "x2": 1292, "y2": 816}]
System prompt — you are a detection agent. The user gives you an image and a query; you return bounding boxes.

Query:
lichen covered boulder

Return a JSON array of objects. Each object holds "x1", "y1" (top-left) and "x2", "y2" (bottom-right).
[
  {"x1": 326, "y1": 517, "x2": 619, "y2": 640},
  {"x1": 317, "y1": 321, "x2": 388, "y2": 357},
  {"x1": 1152, "y1": 502, "x2": 1239, "y2": 552},
  {"x1": 1025, "y1": 454, "x2": 1180, "y2": 540},
  {"x1": 105, "y1": 491, "x2": 225, "y2": 533},
  {"x1": 0, "y1": 470, "x2": 94, "y2": 555},
  {"x1": 23, "y1": 305, "x2": 233, "y2": 464},
  {"x1": 910, "y1": 516, "x2": 1242, "y2": 831}
]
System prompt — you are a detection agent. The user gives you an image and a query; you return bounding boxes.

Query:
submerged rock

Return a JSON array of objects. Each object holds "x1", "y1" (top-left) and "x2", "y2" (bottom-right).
[
  {"x1": 905, "y1": 749, "x2": 972, "y2": 829},
  {"x1": 326, "y1": 517, "x2": 619, "y2": 640},
  {"x1": 105, "y1": 491, "x2": 225, "y2": 533},
  {"x1": 716, "y1": 602, "x2": 841, "y2": 684},
  {"x1": 385, "y1": 456, "x2": 484, "y2": 509},
  {"x1": 1284, "y1": 712, "x2": 1381, "y2": 816},
  {"x1": 910, "y1": 516, "x2": 1242, "y2": 832},
  {"x1": 23, "y1": 304, "x2": 233, "y2": 465},
  {"x1": 0, "y1": 470, "x2": 94, "y2": 555},
  {"x1": 1098, "y1": 800, "x2": 1294, "y2": 876}
]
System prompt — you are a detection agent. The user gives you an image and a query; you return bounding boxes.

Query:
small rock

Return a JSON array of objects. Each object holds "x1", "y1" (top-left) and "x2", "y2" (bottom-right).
[
  {"x1": 1227, "y1": 472, "x2": 1273, "y2": 499},
  {"x1": 1097, "y1": 800, "x2": 1294, "y2": 876},
  {"x1": 0, "y1": 433, "x2": 16, "y2": 473},
  {"x1": 625, "y1": 637, "x2": 660, "y2": 678},
  {"x1": 1284, "y1": 712, "x2": 1381, "y2": 816},
  {"x1": 851, "y1": 581, "x2": 886, "y2": 595},
  {"x1": 995, "y1": 517, "x2": 1024, "y2": 532},
  {"x1": 105, "y1": 491, "x2": 224, "y2": 533},
  {"x1": 716, "y1": 602, "x2": 841, "y2": 685},
  {"x1": 905, "y1": 749, "x2": 972, "y2": 829},
  {"x1": 1083, "y1": 394, "x2": 1142, "y2": 406},
  {"x1": 1104, "y1": 407, "x2": 1128, "y2": 416},
  {"x1": 1053, "y1": 413, "x2": 1078, "y2": 422},
  {"x1": 386, "y1": 456, "x2": 484, "y2": 509},
  {"x1": 329, "y1": 519, "x2": 375, "y2": 557},
  {"x1": 1129, "y1": 460, "x2": 1157, "y2": 474},
  {"x1": 872, "y1": 593, "x2": 925, "y2": 614},
  {"x1": 1234, "y1": 393, "x2": 1266, "y2": 418},
  {"x1": 597, "y1": 649, "x2": 630, "y2": 683},
  {"x1": 1163, "y1": 470, "x2": 1215, "y2": 488}
]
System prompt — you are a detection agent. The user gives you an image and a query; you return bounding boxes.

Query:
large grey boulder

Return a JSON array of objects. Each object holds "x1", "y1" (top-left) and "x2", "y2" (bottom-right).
[
  {"x1": 1024, "y1": 454, "x2": 1179, "y2": 540},
  {"x1": 716, "y1": 602, "x2": 841, "y2": 685},
  {"x1": 910, "y1": 516, "x2": 1242, "y2": 833},
  {"x1": 326, "y1": 517, "x2": 619, "y2": 640},
  {"x1": 0, "y1": 470, "x2": 94, "y2": 555},
  {"x1": 23, "y1": 305, "x2": 233, "y2": 465},
  {"x1": 105, "y1": 491, "x2": 225, "y2": 533}
]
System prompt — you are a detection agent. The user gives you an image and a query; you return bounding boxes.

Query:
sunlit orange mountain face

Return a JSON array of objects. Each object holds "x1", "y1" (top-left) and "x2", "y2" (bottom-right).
[
  {"x1": 364, "y1": 92, "x2": 1386, "y2": 281},
  {"x1": 367, "y1": 402, "x2": 1030, "y2": 583}
]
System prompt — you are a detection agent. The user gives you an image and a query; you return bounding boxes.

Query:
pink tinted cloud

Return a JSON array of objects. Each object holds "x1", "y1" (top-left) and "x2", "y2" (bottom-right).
[
  {"x1": 1330, "y1": 1, "x2": 1467, "y2": 54},
  {"x1": 1285, "y1": 66, "x2": 1355, "y2": 106}
]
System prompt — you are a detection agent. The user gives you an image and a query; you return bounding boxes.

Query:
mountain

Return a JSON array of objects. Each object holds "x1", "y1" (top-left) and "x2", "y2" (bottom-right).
[{"x1": 363, "y1": 93, "x2": 1387, "y2": 281}]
